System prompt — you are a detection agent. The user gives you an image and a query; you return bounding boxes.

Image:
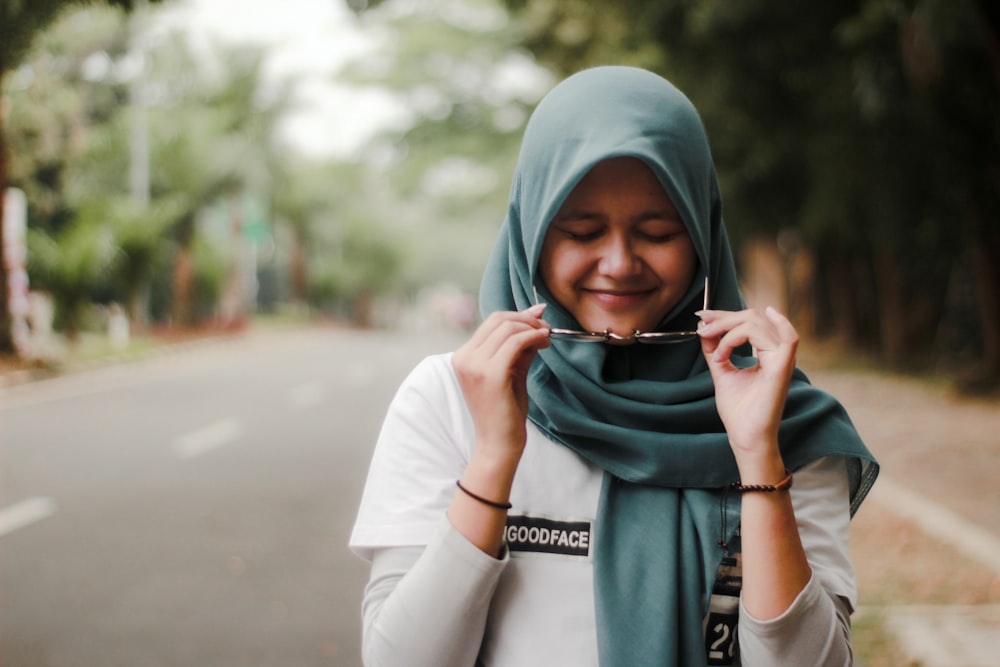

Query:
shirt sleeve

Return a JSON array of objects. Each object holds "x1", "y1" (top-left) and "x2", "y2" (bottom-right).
[
  {"x1": 349, "y1": 354, "x2": 475, "y2": 560},
  {"x1": 790, "y1": 455, "x2": 858, "y2": 610},
  {"x1": 361, "y1": 517, "x2": 508, "y2": 667},
  {"x1": 737, "y1": 456, "x2": 857, "y2": 666},
  {"x1": 738, "y1": 573, "x2": 853, "y2": 666}
]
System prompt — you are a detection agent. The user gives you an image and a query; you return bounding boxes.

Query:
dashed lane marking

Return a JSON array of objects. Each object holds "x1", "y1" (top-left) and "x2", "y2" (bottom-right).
[
  {"x1": 0, "y1": 497, "x2": 57, "y2": 537},
  {"x1": 173, "y1": 418, "x2": 242, "y2": 459}
]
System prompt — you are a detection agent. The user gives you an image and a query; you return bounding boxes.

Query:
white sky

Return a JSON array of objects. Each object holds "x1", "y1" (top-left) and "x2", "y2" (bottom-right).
[{"x1": 153, "y1": 0, "x2": 408, "y2": 159}]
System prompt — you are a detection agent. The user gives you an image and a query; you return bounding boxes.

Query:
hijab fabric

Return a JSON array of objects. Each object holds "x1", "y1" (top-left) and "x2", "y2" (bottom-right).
[{"x1": 479, "y1": 66, "x2": 878, "y2": 666}]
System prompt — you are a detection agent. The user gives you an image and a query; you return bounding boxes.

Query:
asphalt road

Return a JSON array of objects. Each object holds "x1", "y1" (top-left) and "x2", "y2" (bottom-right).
[{"x1": 0, "y1": 326, "x2": 464, "y2": 667}]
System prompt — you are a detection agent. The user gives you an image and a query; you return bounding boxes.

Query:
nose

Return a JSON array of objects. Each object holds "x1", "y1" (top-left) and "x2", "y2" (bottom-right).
[{"x1": 598, "y1": 233, "x2": 642, "y2": 278}]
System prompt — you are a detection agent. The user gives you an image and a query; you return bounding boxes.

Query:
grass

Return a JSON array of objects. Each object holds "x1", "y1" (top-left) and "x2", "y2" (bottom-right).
[{"x1": 853, "y1": 610, "x2": 920, "y2": 667}]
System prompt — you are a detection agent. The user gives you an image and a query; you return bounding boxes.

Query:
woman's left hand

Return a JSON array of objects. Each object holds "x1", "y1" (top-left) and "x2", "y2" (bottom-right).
[{"x1": 697, "y1": 306, "x2": 799, "y2": 467}]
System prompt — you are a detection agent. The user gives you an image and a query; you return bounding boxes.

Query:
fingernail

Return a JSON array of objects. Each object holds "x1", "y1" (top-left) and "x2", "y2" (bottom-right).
[{"x1": 526, "y1": 303, "x2": 547, "y2": 317}]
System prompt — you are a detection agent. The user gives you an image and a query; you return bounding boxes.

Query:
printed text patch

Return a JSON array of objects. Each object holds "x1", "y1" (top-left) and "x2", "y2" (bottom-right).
[{"x1": 504, "y1": 515, "x2": 592, "y2": 558}]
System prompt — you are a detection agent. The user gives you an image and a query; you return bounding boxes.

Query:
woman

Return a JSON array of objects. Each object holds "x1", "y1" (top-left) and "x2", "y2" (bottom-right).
[{"x1": 350, "y1": 66, "x2": 878, "y2": 666}]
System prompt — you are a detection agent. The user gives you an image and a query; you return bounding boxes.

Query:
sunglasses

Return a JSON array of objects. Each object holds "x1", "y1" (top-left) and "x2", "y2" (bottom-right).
[{"x1": 533, "y1": 277, "x2": 709, "y2": 345}]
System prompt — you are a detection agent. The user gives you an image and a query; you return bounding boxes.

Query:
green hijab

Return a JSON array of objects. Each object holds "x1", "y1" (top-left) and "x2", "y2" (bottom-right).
[{"x1": 480, "y1": 66, "x2": 878, "y2": 666}]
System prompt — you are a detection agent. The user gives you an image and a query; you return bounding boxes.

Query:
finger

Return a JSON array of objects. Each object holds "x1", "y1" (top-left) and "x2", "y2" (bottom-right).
[
  {"x1": 709, "y1": 319, "x2": 764, "y2": 362},
  {"x1": 466, "y1": 306, "x2": 548, "y2": 356},
  {"x1": 483, "y1": 327, "x2": 550, "y2": 387},
  {"x1": 700, "y1": 330, "x2": 732, "y2": 382},
  {"x1": 454, "y1": 324, "x2": 549, "y2": 399},
  {"x1": 765, "y1": 306, "x2": 799, "y2": 344},
  {"x1": 469, "y1": 304, "x2": 547, "y2": 344},
  {"x1": 696, "y1": 309, "x2": 758, "y2": 337},
  {"x1": 477, "y1": 315, "x2": 550, "y2": 362}
]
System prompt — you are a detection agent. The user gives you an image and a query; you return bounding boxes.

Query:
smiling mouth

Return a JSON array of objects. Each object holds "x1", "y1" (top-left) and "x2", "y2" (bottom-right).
[{"x1": 584, "y1": 288, "x2": 654, "y2": 305}]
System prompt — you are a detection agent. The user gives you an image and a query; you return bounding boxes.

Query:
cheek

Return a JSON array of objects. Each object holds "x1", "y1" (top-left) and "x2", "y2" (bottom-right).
[
  {"x1": 652, "y1": 240, "x2": 698, "y2": 281},
  {"x1": 538, "y1": 239, "x2": 582, "y2": 291}
]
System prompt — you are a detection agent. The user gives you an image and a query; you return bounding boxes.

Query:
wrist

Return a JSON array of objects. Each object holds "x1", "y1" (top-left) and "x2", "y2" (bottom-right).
[
  {"x1": 732, "y1": 448, "x2": 786, "y2": 487},
  {"x1": 463, "y1": 445, "x2": 521, "y2": 503}
]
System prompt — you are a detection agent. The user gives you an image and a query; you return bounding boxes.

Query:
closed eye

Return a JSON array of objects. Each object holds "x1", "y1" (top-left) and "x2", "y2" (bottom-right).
[
  {"x1": 564, "y1": 229, "x2": 603, "y2": 242},
  {"x1": 638, "y1": 230, "x2": 685, "y2": 243},
  {"x1": 633, "y1": 210, "x2": 687, "y2": 242},
  {"x1": 551, "y1": 215, "x2": 605, "y2": 242}
]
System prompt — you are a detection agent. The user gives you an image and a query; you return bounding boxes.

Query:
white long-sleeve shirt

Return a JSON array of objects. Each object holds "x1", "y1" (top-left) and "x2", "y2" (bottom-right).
[{"x1": 350, "y1": 354, "x2": 856, "y2": 666}]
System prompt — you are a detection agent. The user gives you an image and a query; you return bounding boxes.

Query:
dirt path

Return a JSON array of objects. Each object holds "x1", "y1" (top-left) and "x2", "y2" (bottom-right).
[{"x1": 801, "y1": 348, "x2": 1000, "y2": 666}]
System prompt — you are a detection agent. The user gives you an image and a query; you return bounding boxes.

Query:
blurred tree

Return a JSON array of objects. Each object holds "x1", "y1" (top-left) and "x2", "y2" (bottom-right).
[
  {"x1": 0, "y1": 0, "x2": 163, "y2": 354},
  {"x1": 343, "y1": 0, "x2": 554, "y2": 298},
  {"x1": 499, "y1": 0, "x2": 1000, "y2": 385},
  {"x1": 26, "y1": 212, "x2": 117, "y2": 340},
  {"x1": 271, "y1": 161, "x2": 355, "y2": 306},
  {"x1": 308, "y1": 215, "x2": 404, "y2": 326},
  {"x1": 7, "y1": 6, "x2": 301, "y2": 334},
  {"x1": 142, "y1": 39, "x2": 290, "y2": 327}
]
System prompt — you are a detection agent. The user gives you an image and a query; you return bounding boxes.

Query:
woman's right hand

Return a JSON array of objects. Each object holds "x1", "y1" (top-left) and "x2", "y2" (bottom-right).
[{"x1": 451, "y1": 304, "x2": 550, "y2": 467}]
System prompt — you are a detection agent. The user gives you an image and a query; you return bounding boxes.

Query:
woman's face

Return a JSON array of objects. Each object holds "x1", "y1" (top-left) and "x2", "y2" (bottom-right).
[{"x1": 537, "y1": 157, "x2": 699, "y2": 337}]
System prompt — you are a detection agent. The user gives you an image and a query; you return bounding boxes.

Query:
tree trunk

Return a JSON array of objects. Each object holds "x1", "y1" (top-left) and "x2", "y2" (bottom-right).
[
  {"x1": 823, "y1": 250, "x2": 863, "y2": 346},
  {"x1": 964, "y1": 208, "x2": 1000, "y2": 389},
  {"x1": 170, "y1": 211, "x2": 200, "y2": 327},
  {"x1": 126, "y1": 281, "x2": 148, "y2": 333},
  {"x1": 0, "y1": 65, "x2": 16, "y2": 355},
  {"x1": 291, "y1": 228, "x2": 308, "y2": 302},
  {"x1": 171, "y1": 245, "x2": 194, "y2": 327},
  {"x1": 873, "y1": 249, "x2": 907, "y2": 368}
]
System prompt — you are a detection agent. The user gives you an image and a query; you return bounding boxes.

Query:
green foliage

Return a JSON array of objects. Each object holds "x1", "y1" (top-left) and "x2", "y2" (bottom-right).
[
  {"x1": 4, "y1": 4, "x2": 322, "y2": 333},
  {"x1": 307, "y1": 217, "x2": 405, "y2": 315},
  {"x1": 0, "y1": 0, "x2": 153, "y2": 72},
  {"x1": 344, "y1": 0, "x2": 554, "y2": 297},
  {"x1": 4, "y1": 5, "x2": 132, "y2": 233},
  {"x1": 26, "y1": 214, "x2": 117, "y2": 337}
]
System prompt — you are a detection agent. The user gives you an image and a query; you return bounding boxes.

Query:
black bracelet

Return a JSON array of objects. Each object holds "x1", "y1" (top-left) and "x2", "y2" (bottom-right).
[
  {"x1": 730, "y1": 469, "x2": 794, "y2": 493},
  {"x1": 456, "y1": 480, "x2": 512, "y2": 510}
]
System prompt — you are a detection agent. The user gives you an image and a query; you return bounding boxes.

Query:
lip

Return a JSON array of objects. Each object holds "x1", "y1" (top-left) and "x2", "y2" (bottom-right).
[{"x1": 583, "y1": 288, "x2": 655, "y2": 309}]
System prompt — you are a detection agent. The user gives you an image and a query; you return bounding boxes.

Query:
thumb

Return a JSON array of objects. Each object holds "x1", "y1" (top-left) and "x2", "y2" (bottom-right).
[{"x1": 700, "y1": 333, "x2": 723, "y2": 378}]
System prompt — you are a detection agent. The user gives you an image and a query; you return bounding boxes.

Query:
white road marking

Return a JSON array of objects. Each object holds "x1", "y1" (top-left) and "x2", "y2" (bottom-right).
[
  {"x1": 174, "y1": 418, "x2": 242, "y2": 459},
  {"x1": 0, "y1": 497, "x2": 57, "y2": 537},
  {"x1": 287, "y1": 381, "x2": 327, "y2": 411},
  {"x1": 870, "y1": 475, "x2": 1000, "y2": 576}
]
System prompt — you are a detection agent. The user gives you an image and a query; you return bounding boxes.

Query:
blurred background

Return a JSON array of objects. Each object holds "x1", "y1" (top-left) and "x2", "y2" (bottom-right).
[{"x1": 0, "y1": 0, "x2": 997, "y2": 665}]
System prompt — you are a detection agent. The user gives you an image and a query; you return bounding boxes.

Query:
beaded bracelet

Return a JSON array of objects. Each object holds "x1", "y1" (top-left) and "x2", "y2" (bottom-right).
[
  {"x1": 730, "y1": 469, "x2": 794, "y2": 493},
  {"x1": 456, "y1": 480, "x2": 513, "y2": 510}
]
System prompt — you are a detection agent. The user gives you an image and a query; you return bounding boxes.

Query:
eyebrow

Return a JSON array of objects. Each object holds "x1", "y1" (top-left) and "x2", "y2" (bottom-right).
[
  {"x1": 553, "y1": 209, "x2": 682, "y2": 223},
  {"x1": 634, "y1": 210, "x2": 683, "y2": 223},
  {"x1": 552, "y1": 210, "x2": 602, "y2": 222}
]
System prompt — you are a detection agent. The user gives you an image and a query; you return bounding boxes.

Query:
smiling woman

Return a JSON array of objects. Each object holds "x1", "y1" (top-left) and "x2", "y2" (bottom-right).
[{"x1": 349, "y1": 66, "x2": 878, "y2": 667}]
